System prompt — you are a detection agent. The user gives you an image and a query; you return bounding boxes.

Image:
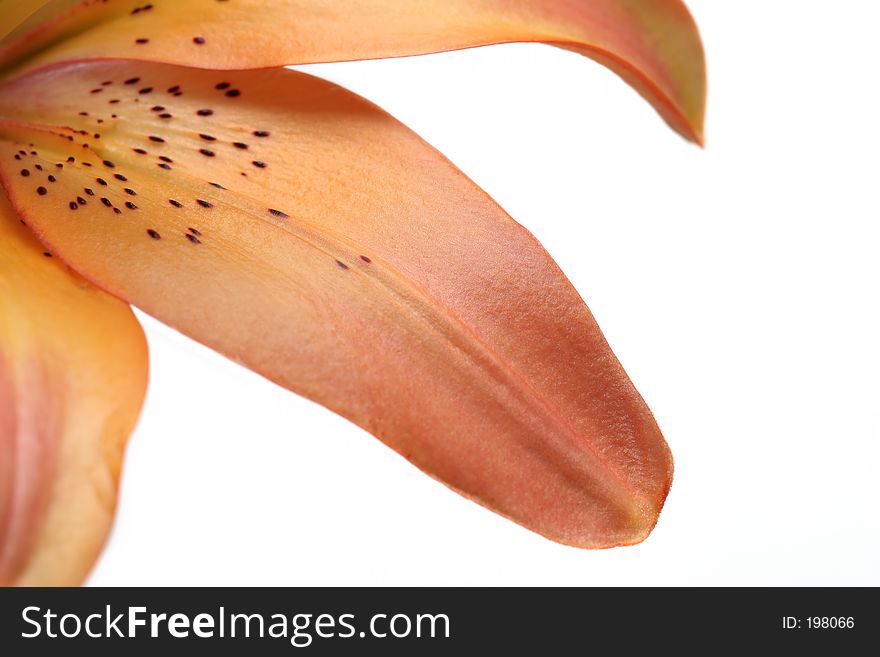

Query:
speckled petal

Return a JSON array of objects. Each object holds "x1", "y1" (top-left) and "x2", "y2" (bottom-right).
[
  {"x1": 0, "y1": 0, "x2": 706, "y2": 143},
  {"x1": 0, "y1": 62, "x2": 672, "y2": 548}
]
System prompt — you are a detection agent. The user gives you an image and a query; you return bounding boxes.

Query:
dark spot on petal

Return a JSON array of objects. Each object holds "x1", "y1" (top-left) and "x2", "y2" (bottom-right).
[
  {"x1": 139, "y1": 87, "x2": 153, "y2": 94},
  {"x1": 197, "y1": 109, "x2": 214, "y2": 116},
  {"x1": 188, "y1": 227, "x2": 201, "y2": 236},
  {"x1": 269, "y1": 209, "x2": 288, "y2": 218},
  {"x1": 225, "y1": 89, "x2": 240, "y2": 98},
  {"x1": 169, "y1": 199, "x2": 183, "y2": 208},
  {"x1": 135, "y1": 38, "x2": 149, "y2": 44},
  {"x1": 114, "y1": 173, "x2": 128, "y2": 181},
  {"x1": 167, "y1": 85, "x2": 180, "y2": 93},
  {"x1": 233, "y1": 142, "x2": 248, "y2": 149},
  {"x1": 193, "y1": 37, "x2": 206, "y2": 45},
  {"x1": 77, "y1": 196, "x2": 87, "y2": 205},
  {"x1": 252, "y1": 161, "x2": 267, "y2": 168},
  {"x1": 149, "y1": 136, "x2": 165, "y2": 143},
  {"x1": 336, "y1": 260, "x2": 349, "y2": 270},
  {"x1": 215, "y1": 82, "x2": 231, "y2": 90},
  {"x1": 114, "y1": 207, "x2": 122, "y2": 215},
  {"x1": 200, "y1": 149, "x2": 215, "y2": 157},
  {"x1": 43, "y1": 252, "x2": 52, "y2": 257},
  {"x1": 209, "y1": 182, "x2": 225, "y2": 189},
  {"x1": 90, "y1": 88, "x2": 103, "y2": 94},
  {"x1": 96, "y1": 177, "x2": 108, "y2": 186},
  {"x1": 67, "y1": 156, "x2": 75, "y2": 163},
  {"x1": 84, "y1": 188, "x2": 94, "y2": 196},
  {"x1": 199, "y1": 133, "x2": 216, "y2": 141},
  {"x1": 158, "y1": 163, "x2": 172, "y2": 170},
  {"x1": 186, "y1": 233, "x2": 201, "y2": 244},
  {"x1": 196, "y1": 199, "x2": 213, "y2": 208},
  {"x1": 125, "y1": 201, "x2": 138, "y2": 210},
  {"x1": 101, "y1": 197, "x2": 112, "y2": 207},
  {"x1": 103, "y1": 160, "x2": 115, "y2": 168},
  {"x1": 253, "y1": 130, "x2": 270, "y2": 137},
  {"x1": 159, "y1": 113, "x2": 173, "y2": 119},
  {"x1": 360, "y1": 255, "x2": 372, "y2": 263},
  {"x1": 125, "y1": 77, "x2": 140, "y2": 85},
  {"x1": 159, "y1": 155, "x2": 173, "y2": 163},
  {"x1": 133, "y1": 148, "x2": 147, "y2": 154},
  {"x1": 20, "y1": 169, "x2": 29, "y2": 177},
  {"x1": 147, "y1": 229, "x2": 161, "y2": 239},
  {"x1": 48, "y1": 175, "x2": 56, "y2": 183},
  {"x1": 151, "y1": 105, "x2": 165, "y2": 112},
  {"x1": 125, "y1": 188, "x2": 137, "y2": 195},
  {"x1": 34, "y1": 164, "x2": 42, "y2": 171},
  {"x1": 37, "y1": 186, "x2": 47, "y2": 195},
  {"x1": 69, "y1": 201, "x2": 78, "y2": 210}
]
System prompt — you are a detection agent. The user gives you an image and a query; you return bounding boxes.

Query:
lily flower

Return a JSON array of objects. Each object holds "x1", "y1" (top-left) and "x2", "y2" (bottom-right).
[{"x1": 0, "y1": 0, "x2": 706, "y2": 585}]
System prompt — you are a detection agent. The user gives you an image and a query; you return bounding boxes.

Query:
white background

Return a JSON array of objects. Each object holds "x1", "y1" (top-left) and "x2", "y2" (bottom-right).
[{"x1": 90, "y1": 0, "x2": 879, "y2": 586}]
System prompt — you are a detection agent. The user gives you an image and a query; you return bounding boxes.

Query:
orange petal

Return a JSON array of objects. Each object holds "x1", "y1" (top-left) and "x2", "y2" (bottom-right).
[
  {"x1": 0, "y1": 61, "x2": 672, "y2": 548},
  {"x1": 0, "y1": 191, "x2": 148, "y2": 585},
  {"x1": 0, "y1": 0, "x2": 706, "y2": 143}
]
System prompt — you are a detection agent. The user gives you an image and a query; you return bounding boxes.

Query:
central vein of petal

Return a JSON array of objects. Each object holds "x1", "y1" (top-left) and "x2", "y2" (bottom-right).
[{"x1": 0, "y1": 349, "x2": 60, "y2": 582}]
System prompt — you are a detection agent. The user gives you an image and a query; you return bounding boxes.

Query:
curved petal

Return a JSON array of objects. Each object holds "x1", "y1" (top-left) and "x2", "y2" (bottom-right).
[
  {"x1": 0, "y1": 191, "x2": 148, "y2": 586},
  {"x1": 0, "y1": 61, "x2": 671, "y2": 548},
  {"x1": 0, "y1": 0, "x2": 706, "y2": 143}
]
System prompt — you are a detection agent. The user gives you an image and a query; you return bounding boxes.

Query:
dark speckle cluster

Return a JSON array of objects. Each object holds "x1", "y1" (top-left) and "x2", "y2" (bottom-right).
[{"x1": 6, "y1": 69, "x2": 303, "y2": 254}]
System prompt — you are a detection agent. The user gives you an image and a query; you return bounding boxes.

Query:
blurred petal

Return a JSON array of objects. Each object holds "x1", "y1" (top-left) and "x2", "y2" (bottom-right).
[
  {"x1": 0, "y1": 61, "x2": 671, "y2": 547},
  {"x1": 0, "y1": 191, "x2": 147, "y2": 585},
  {"x1": 0, "y1": 0, "x2": 52, "y2": 42},
  {"x1": 0, "y1": 0, "x2": 706, "y2": 142}
]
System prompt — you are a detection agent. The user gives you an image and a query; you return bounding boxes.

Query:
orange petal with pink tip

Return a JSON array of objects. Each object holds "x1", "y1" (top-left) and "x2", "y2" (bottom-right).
[{"x1": 0, "y1": 61, "x2": 671, "y2": 548}]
